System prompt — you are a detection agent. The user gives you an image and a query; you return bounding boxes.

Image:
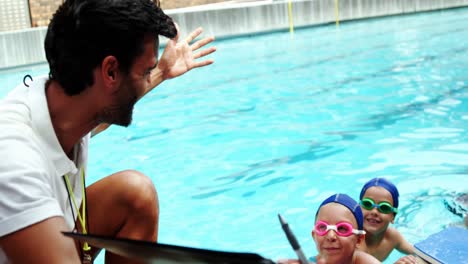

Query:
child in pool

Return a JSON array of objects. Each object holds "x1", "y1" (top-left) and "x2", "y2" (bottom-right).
[
  {"x1": 279, "y1": 193, "x2": 380, "y2": 264},
  {"x1": 357, "y1": 178, "x2": 416, "y2": 263}
]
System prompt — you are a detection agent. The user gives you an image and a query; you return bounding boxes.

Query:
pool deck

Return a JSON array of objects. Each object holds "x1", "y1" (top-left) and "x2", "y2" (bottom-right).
[{"x1": 1, "y1": 0, "x2": 468, "y2": 69}]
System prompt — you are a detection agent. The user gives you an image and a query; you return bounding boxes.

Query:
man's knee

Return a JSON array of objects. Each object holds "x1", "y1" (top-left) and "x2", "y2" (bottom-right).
[{"x1": 119, "y1": 170, "x2": 159, "y2": 216}]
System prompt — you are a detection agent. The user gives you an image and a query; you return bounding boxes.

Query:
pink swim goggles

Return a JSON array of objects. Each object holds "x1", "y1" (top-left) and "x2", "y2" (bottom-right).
[{"x1": 314, "y1": 220, "x2": 366, "y2": 237}]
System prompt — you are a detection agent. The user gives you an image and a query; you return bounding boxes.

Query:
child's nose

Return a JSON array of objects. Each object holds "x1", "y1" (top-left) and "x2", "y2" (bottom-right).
[
  {"x1": 325, "y1": 230, "x2": 338, "y2": 240},
  {"x1": 371, "y1": 206, "x2": 380, "y2": 214}
]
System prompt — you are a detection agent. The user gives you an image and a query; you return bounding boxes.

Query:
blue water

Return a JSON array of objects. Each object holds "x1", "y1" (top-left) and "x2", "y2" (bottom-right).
[{"x1": 1, "y1": 7, "x2": 467, "y2": 264}]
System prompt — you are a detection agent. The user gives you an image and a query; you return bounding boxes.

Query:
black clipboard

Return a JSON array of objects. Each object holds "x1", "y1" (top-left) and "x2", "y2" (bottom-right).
[{"x1": 63, "y1": 232, "x2": 275, "y2": 264}]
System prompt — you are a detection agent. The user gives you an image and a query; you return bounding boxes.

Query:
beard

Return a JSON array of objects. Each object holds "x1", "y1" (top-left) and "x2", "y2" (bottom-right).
[
  {"x1": 97, "y1": 79, "x2": 138, "y2": 127},
  {"x1": 99, "y1": 100, "x2": 135, "y2": 127}
]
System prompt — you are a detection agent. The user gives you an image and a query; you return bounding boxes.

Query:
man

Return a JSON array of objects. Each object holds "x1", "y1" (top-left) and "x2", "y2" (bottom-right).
[{"x1": 0, "y1": 0, "x2": 216, "y2": 263}]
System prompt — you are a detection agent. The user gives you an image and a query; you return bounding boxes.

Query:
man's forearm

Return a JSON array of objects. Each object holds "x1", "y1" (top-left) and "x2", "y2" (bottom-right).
[{"x1": 144, "y1": 67, "x2": 165, "y2": 99}]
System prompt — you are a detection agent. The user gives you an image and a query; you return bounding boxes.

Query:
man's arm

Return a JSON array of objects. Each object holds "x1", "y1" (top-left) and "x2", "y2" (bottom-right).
[
  {"x1": 0, "y1": 217, "x2": 80, "y2": 263},
  {"x1": 92, "y1": 25, "x2": 216, "y2": 137}
]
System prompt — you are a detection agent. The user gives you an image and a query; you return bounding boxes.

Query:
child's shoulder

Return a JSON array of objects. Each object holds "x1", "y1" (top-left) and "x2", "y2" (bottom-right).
[
  {"x1": 385, "y1": 226, "x2": 405, "y2": 243},
  {"x1": 385, "y1": 226, "x2": 403, "y2": 241},
  {"x1": 354, "y1": 250, "x2": 381, "y2": 264},
  {"x1": 385, "y1": 226, "x2": 414, "y2": 253}
]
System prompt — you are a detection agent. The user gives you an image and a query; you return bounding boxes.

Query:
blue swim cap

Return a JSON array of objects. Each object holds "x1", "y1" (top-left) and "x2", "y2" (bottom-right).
[
  {"x1": 316, "y1": 193, "x2": 364, "y2": 230},
  {"x1": 359, "y1": 178, "x2": 399, "y2": 208}
]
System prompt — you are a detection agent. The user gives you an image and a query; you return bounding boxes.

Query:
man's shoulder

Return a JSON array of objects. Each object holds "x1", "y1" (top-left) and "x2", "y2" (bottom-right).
[
  {"x1": 0, "y1": 117, "x2": 46, "y2": 174},
  {"x1": 0, "y1": 87, "x2": 30, "y2": 116},
  {"x1": 0, "y1": 78, "x2": 36, "y2": 133},
  {"x1": 0, "y1": 75, "x2": 49, "y2": 159},
  {"x1": 0, "y1": 107, "x2": 37, "y2": 155}
]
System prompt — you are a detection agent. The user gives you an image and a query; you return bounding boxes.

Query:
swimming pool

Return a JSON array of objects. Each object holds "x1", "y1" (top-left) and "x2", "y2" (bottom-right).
[{"x1": 1, "y1": 6, "x2": 467, "y2": 263}]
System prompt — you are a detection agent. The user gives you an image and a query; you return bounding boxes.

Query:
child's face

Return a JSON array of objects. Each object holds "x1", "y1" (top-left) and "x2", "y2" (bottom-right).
[
  {"x1": 312, "y1": 203, "x2": 363, "y2": 264},
  {"x1": 361, "y1": 186, "x2": 395, "y2": 234}
]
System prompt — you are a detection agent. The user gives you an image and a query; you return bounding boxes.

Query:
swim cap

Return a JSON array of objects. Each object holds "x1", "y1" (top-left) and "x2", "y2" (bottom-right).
[
  {"x1": 316, "y1": 193, "x2": 364, "y2": 230},
  {"x1": 359, "y1": 178, "x2": 399, "y2": 208}
]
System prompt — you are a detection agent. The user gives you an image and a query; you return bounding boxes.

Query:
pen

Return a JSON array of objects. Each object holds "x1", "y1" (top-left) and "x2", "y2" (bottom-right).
[{"x1": 278, "y1": 214, "x2": 309, "y2": 264}]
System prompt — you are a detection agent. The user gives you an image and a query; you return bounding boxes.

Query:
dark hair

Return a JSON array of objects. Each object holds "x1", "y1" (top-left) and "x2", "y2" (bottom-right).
[{"x1": 45, "y1": 0, "x2": 177, "y2": 95}]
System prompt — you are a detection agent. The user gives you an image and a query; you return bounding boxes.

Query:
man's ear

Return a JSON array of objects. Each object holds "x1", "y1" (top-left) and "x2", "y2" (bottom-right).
[{"x1": 101, "y1": 56, "x2": 119, "y2": 93}]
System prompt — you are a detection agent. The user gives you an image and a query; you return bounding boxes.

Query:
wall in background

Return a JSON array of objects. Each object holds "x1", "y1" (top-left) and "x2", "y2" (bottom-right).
[
  {"x1": 28, "y1": 0, "x2": 62, "y2": 27},
  {"x1": 0, "y1": 0, "x2": 30, "y2": 32},
  {"x1": 1, "y1": 0, "x2": 468, "y2": 69}
]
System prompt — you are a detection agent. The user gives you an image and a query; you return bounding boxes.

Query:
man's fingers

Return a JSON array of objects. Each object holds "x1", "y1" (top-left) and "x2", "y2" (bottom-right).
[
  {"x1": 193, "y1": 47, "x2": 216, "y2": 59},
  {"x1": 191, "y1": 36, "x2": 215, "y2": 51},
  {"x1": 184, "y1": 27, "x2": 203, "y2": 43},
  {"x1": 192, "y1": 59, "x2": 214, "y2": 69}
]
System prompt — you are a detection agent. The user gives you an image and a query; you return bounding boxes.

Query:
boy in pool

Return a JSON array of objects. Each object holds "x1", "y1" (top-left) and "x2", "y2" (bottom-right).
[
  {"x1": 358, "y1": 178, "x2": 417, "y2": 263},
  {"x1": 279, "y1": 193, "x2": 380, "y2": 264}
]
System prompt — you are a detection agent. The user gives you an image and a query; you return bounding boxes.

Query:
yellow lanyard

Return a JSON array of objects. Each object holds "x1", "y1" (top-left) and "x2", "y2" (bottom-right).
[{"x1": 64, "y1": 168, "x2": 91, "y2": 253}]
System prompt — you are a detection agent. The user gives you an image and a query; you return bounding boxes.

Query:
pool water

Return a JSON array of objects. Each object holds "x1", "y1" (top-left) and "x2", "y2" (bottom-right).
[{"x1": 1, "y1": 7, "x2": 467, "y2": 264}]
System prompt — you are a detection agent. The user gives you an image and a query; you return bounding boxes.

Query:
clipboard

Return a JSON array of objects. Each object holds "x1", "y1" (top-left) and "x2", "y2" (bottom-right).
[{"x1": 63, "y1": 232, "x2": 275, "y2": 264}]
